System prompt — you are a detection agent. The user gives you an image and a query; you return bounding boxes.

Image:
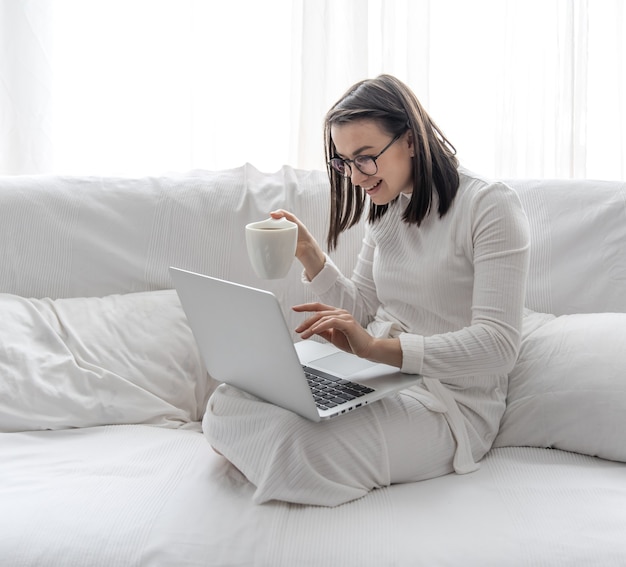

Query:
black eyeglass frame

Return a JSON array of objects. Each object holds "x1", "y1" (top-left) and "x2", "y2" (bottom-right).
[{"x1": 328, "y1": 131, "x2": 404, "y2": 178}]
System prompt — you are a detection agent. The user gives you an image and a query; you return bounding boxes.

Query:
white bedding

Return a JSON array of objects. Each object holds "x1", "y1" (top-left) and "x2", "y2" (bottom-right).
[{"x1": 2, "y1": 425, "x2": 625, "y2": 566}]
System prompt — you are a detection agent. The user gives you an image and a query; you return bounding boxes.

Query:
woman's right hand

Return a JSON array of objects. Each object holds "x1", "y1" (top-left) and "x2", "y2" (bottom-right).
[{"x1": 270, "y1": 209, "x2": 326, "y2": 281}]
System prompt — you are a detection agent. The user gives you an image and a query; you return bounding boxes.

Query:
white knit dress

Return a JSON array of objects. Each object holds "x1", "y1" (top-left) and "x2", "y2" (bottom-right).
[{"x1": 204, "y1": 167, "x2": 531, "y2": 506}]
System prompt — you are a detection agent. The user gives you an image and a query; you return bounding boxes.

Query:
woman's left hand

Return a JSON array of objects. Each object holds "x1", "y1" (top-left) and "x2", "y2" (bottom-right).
[{"x1": 293, "y1": 302, "x2": 375, "y2": 359}]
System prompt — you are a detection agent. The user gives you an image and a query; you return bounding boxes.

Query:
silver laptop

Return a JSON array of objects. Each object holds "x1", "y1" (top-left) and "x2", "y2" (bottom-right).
[{"x1": 170, "y1": 267, "x2": 420, "y2": 421}]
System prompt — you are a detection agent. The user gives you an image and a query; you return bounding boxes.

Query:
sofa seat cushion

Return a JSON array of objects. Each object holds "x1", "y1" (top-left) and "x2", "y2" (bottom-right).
[
  {"x1": 494, "y1": 309, "x2": 626, "y2": 462},
  {"x1": 0, "y1": 290, "x2": 218, "y2": 432}
]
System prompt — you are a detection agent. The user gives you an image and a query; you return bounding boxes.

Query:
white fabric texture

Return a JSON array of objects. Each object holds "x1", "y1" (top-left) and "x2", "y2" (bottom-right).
[
  {"x1": 494, "y1": 309, "x2": 626, "y2": 462},
  {"x1": 510, "y1": 178, "x2": 626, "y2": 315},
  {"x1": 205, "y1": 383, "x2": 460, "y2": 507},
  {"x1": 2, "y1": 425, "x2": 626, "y2": 567},
  {"x1": 0, "y1": 165, "x2": 364, "y2": 339},
  {"x1": 0, "y1": 290, "x2": 216, "y2": 432},
  {"x1": 1, "y1": 170, "x2": 623, "y2": 320}
]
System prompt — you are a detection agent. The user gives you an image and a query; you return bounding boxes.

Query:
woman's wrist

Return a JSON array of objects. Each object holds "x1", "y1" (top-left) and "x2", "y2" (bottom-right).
[
  {"x1": 298, "y1": 242, "x2": 326, "y2": 281},
  {"x1": 366, "y1": 337, "x2": 403, "y2": 369}
]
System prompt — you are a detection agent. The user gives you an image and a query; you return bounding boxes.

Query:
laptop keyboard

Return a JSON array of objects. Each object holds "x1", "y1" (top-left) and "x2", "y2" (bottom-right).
[{"x1": 303, "y1": 366, "x2": 375, "y2": 410}]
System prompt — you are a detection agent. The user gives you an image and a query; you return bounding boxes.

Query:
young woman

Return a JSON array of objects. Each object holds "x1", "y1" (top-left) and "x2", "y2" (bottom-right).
[{"x1": 203, "y1": 74, "x2": 530, "y2": 507}]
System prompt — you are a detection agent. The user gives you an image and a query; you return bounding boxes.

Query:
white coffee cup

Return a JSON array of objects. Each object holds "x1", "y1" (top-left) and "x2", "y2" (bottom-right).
[{"x1": 245, "y1": 217, "x2": 297, "y2": 279}]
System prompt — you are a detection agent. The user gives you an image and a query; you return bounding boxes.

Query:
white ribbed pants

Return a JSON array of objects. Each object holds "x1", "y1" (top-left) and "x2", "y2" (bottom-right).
[{"x1": 203, "y1": 383, "x2": 461, "y2": 507}]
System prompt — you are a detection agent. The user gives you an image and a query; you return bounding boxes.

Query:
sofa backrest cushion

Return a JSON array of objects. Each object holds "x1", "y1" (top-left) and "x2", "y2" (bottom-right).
[
  {"x1": 0, "y1": 165, "x2": 364, "y2": 334},
  {"x1": 507, "y1": 178, "x2": 626, "y2": 315},
  {"x1": 1, "y1": 166, "x2": 624, "y2": 318}
]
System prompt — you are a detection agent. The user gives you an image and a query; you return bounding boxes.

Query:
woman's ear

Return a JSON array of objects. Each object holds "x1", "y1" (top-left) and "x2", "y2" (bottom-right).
[{"x1": 406, "y1": 129, "x2": 415, "y2": 157}]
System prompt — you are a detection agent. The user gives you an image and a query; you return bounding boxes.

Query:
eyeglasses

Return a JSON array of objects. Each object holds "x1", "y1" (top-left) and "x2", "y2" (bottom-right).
[{"x1": 328, "y1": 132, "x2": 404, "y2": 178}]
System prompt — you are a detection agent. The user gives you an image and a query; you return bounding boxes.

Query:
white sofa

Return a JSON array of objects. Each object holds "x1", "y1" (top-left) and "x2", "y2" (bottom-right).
[{"x1": 1, "y1": 164, "x2": 625, "y2": 566}]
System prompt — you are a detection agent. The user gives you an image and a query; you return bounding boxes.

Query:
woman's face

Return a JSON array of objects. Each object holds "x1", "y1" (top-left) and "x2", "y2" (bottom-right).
[{"x1": 330, "y1": 119, "x2": 414, "y2": 205}]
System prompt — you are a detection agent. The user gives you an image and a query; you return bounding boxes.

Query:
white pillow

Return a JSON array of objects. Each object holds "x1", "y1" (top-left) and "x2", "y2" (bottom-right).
[
  {"x1": 509, "y1": 179, "x2": 626, "y2": 315},
  {"x1": 0, "y1": 290, "x2": 218, "y2": 432},
  {"x1": 494, "y1": 310, "x2": 626, "y2": 462}
]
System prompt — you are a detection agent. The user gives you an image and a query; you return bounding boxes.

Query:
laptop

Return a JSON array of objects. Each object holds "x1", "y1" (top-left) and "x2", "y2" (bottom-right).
[{"x1": 170, "y1": 267, "x2": 421, "y2": 421}]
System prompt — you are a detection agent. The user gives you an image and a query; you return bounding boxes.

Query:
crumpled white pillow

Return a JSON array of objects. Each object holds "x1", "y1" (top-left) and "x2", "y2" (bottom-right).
[
  {"x1": 0, "y1": 290, "x2": 218, "y2": 432},
  {"x1": 494, "y1": 309, "x2": 626, "y2": 462}
]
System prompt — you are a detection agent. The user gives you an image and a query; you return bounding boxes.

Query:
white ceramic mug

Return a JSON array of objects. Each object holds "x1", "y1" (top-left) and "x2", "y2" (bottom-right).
[{"x1": 245, "y1": 217, "x2": 298, "y2": 279}]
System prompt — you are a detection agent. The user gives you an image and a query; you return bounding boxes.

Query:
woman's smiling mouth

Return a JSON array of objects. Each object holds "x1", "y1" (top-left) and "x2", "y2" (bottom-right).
[{"x1": 362, "y1": 179, "x2": 382, "y2": 193}]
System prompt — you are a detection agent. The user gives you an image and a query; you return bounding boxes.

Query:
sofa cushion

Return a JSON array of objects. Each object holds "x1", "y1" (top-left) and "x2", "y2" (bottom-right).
[
  {"x1": 508, "y1": 178, "x2": 626, "y2": 315},
  {"x1": 0, "y1": 165, "x2": 365, "y2": 340},
  {"x1": 0, "y1": 290, "x2": 218, "y2": 432},
  {"x1": 494, "y1": 309, "x2": 626, "y2": 462}
]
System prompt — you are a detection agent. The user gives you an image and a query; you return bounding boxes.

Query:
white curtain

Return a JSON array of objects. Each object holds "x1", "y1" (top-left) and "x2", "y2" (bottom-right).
[
  {"x1": 1, "y1": 0, "x2": 625, "y2": 179},
  {"x1": 0, "y1": 1, "x2": 54, "y2": 173}
]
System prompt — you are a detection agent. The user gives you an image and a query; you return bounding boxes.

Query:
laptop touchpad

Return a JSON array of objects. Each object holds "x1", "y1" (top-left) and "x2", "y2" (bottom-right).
[{"x1": 311, "y1": 352, "x2": 375, "y2": 376}]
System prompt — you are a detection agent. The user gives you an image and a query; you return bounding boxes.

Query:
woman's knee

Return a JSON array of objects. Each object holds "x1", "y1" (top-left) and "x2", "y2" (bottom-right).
[{"x1": 204, "y1": 388, "x2": 390, "y2": 506}]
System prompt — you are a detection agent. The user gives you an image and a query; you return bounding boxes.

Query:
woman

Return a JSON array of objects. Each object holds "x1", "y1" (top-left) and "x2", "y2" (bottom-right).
[{"x1": 204, "y1": 74, "x2": 530, "y2": 506}]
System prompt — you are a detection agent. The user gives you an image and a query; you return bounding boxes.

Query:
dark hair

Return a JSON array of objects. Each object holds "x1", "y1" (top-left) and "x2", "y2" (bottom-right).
[{"x1": 324, "y1": 74, "x2": 459, "y2": 250}]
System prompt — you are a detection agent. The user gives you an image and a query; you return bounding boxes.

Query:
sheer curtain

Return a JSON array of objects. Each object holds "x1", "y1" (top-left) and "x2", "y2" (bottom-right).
[
  {"x1": 0, "y1": 1, "x2": 54, "y2": 173},
  {"x1": 1, "y1": 0, "x2": 624, "y2": 179}
]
